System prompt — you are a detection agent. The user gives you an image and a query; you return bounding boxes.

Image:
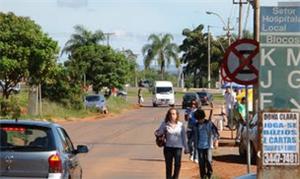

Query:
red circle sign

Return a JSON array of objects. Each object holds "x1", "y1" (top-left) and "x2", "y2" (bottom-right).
[
  {"x1": 220, "y1": 64, "x2": 232, "y2": 82},
  {"x1": 222, "y1": 39, "x2": 259, "y2": 85}
]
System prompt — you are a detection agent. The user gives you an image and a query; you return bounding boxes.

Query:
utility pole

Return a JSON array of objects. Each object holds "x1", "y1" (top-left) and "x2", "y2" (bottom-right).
[
  {"x1": 207, "y1": 25, "x2": 211, "y2": 89},
  {"x1": 104, "y1": 32, "x2": 115, "y2": 47},
  {"x1": 239, "y1": 0, "x2": 243, "y2": 38}
]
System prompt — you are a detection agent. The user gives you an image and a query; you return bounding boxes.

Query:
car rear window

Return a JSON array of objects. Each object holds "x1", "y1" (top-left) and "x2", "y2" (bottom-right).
[
  {"x1": 197, "y1": 92, "x2": 207, "y2": 97},
  {"x1": 86, "y1": 95, "x2": 101, "y2": 102},
  {"x1": 184, "y1": 94, "x2": 196, "y2": 100},
  {"x1": 0, "y1": 124, "x2": 55, "y2": 152}
]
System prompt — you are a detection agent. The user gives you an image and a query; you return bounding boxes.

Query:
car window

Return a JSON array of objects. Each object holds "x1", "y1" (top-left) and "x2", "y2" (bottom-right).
[
  {"x1": 86, "y1": 95, "x2": 100, "y2": 102},
  {"x1": 184, "y1": 94, "x2": 196, "y2": 100},
  {"x1": 156, "y1": 87, "x2": 172, "y2": 93},
  {"x1": 0, "y1": 124, "x2": 55, "y2": 151},
  {"x1": 57, "y1": 127, "x2": 75, "y2": 153},
  {"x1": 197, "y1": 92, "x2": 207, "y2": 97}
]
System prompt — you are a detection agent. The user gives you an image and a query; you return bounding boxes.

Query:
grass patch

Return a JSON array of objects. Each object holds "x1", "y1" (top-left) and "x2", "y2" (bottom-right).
[
  {"x1": 107, "y1": 96, "x2": 132, "y2": 114},
  {"x1": 213, "y1": 93, "x2": 224, "y2": 101},
  {"x1": 1, "y1": 90, "x2": 134, "y2": 121}
]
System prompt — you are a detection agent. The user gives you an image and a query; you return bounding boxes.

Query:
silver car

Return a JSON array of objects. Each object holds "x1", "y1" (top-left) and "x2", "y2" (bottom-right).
[{"x1": 0, "y1": 120, "x2": 88, "y2": 179}]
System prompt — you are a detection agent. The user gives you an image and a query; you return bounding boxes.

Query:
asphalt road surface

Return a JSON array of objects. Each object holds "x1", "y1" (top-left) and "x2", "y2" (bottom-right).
[{"x1": 62, "y1": 104, "x2": 194, "y2": 179}]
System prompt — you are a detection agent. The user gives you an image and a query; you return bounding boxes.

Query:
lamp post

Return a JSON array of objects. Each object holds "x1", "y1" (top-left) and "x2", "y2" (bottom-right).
[
  {"x1": 207, "y1": 25, "x2": 211, "y2": 89},
  {"x1": 206, "y1": 11, "x2": 234, "y2": 46}
]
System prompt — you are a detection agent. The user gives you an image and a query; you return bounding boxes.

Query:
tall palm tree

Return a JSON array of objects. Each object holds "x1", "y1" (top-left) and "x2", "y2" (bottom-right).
[
  {"x1": 142, "y1": 33, "x2": 179, "y2": 80},
  {"x1": 62, "y1": 25, "x2": 105, "y2": 56}
]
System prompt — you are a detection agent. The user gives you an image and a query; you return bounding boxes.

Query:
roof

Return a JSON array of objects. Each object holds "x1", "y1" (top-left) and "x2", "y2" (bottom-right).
[
  {"x1": 0, "y1": 119, "x2": 60, "y2": 128},
  {"x1": 154, "y1": 81, "x2": 173, "y2": 86}
]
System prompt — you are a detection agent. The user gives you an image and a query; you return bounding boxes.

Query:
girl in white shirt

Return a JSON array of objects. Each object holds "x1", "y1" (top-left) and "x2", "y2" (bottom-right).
[{"x1": 155, "y1": 108, "x2": 188, "y2": 179}]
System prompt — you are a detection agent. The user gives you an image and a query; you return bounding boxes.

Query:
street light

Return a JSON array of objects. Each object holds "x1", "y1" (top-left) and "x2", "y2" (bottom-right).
[{"x1": 206, "y1": 11, "x2": 235, "y2": 45}]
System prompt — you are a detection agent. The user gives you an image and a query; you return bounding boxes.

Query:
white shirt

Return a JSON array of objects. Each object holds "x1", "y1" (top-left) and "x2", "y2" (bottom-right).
[
  {"x1": 156, "y1": 121, "x2": 188, "y2": 150},
  {"x1": 224, "y1": 91, "x2": 236, "y2": 110}
]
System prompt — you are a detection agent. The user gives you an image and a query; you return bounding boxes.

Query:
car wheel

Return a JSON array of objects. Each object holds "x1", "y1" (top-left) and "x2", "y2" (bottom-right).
[{"x1": 153, "y1": 103, "x2": 157, "y2": 107}]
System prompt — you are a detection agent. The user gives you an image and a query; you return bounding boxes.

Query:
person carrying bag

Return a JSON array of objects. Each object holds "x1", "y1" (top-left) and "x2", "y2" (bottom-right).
[{"x1": 155, "y1": 107, "x2": 189, "y2": 179}]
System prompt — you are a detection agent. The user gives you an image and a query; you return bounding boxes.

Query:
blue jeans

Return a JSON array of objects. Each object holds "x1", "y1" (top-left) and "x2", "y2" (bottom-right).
[
  {"x1": 187, "y1": 130, "x2": 198, "y2": 161},
  {"x1": 197, "y1": 148, "x2": 213, "y2": 179},
  {"x1": 163, "y1": 147, "x2": 182, "y2": 179}
]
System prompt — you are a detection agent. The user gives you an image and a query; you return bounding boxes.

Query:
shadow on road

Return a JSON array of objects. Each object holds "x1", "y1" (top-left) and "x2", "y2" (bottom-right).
[
  {"x1": 213, "y1": 154, "x2": 249, "y2": 165},
  {"x1": 130, "y1": 158, "x2": 165, "y2": 163}
]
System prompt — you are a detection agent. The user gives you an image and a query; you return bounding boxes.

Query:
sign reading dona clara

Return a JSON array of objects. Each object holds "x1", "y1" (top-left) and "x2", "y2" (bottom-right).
[{"x1": 263, "y1": 112, "x2": 299, "y2": 166}]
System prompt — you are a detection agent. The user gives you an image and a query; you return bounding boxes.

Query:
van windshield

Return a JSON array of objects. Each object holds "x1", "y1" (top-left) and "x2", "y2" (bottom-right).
[{"x1": 156, "y1": 87, "x2": 172, "y2": 94}]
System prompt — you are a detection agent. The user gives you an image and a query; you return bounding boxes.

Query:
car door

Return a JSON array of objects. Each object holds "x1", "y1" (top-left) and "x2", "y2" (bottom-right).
[{"x1": 57, "y1": 127, "x2": 82, "y2": 179}]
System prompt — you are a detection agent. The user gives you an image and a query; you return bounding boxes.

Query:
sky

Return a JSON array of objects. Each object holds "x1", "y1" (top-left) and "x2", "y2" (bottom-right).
[{"x1": 0, "y1": 0, "x2": 296, "y2": 67}]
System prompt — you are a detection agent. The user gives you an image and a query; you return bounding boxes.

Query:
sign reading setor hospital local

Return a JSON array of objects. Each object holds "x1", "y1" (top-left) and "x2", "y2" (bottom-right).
[
  {"x1": 259, "y1": 7, "x2": 300, "y2": 110},
  {"x1": 263, "y1": 112, "x2": 299, "y2": 166}
]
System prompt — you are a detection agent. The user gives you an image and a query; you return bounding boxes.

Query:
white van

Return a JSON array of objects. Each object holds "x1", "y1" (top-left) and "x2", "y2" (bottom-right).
[{"x1": 152, "y1": 81, "x2": 175, "y2": 107}]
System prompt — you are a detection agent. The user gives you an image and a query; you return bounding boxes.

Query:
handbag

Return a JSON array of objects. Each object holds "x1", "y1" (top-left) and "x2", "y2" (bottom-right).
[{"x1": 155, "y1": 134, "x2": 166, "y2": 147}]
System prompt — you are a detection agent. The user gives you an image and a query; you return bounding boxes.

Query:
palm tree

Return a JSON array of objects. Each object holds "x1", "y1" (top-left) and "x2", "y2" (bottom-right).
[
  {"x1": 62, "y1": 25, "x2": 105, "y2": 56},
  {"x1": 142, "y1": 33, "x2": 179, "y2": 80}
]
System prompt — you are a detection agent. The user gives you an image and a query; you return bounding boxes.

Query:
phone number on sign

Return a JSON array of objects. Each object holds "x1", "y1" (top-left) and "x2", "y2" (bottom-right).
[{"x1": 263, "y1": 153, "x2": 299, "y2": 165}]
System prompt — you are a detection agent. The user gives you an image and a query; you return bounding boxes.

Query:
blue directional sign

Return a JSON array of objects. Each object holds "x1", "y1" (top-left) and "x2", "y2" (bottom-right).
[{"x1": 260, "y1": 6, "x2": 300, "y2": 110}]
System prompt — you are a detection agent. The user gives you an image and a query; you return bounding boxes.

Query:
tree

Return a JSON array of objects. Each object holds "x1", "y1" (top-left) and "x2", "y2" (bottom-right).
[
  {"x1": 0, "y1": 12, "x2": 59, "y2": 99},
  {"x1": 142, "y1": 33, "x2": 179, "y2": 80},
  {"x1": 62, "y1": 25, "x2": 105, "y2": 56},
  {"x1": 180, "y1": 25, "x2": 224, "y2": 88},
  {"x1": 66, "y1": 45, "x2": 131, "y2": 93}
]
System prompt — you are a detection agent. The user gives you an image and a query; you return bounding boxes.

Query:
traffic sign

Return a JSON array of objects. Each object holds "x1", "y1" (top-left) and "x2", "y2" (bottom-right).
[
  {"x1": 220, "y1": 64, "x2": 232, "y2": 82},
  {"x1": 223, "y1": 39, "x2": 259, "y2": 85},
  {"x1": 260, "y1": 6, "x2": 300, "y2": 110}
]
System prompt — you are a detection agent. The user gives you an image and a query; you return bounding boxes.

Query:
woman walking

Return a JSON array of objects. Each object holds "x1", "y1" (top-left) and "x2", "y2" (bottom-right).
[{"x1": 155, "y1": 108, "x2": 189, "y2": 179}]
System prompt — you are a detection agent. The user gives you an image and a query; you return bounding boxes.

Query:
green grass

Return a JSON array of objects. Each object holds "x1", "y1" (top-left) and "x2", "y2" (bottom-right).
[
  {"x1": 1, "y1": 90, "x2": 134, "y2": 121},
  {"x1": 107, "y1": 96, "x2": 132, "y2": 114}
]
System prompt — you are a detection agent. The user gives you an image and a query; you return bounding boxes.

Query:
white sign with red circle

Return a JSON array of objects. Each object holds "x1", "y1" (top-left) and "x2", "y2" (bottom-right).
[{"x1": 223, "y1": 39, "x2": 259, "y2": 85}]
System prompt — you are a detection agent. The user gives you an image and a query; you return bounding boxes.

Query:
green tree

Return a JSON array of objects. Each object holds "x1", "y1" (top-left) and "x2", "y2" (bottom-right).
[
  {"x1": 180, "y1": 25, "x2": 224, "y2": 88},
  {"x1": 0, "y1": 12, "x2": 59, "y2": 99},
  {"x1": 142, "y1": 33, "x2": 179, "y2": 80},
  {"x1": 66, "y1": 45, "x2": 131, "y2": 93},
  {"x1": 62, "y1": 25, "x2": 105, "y2": 56}
]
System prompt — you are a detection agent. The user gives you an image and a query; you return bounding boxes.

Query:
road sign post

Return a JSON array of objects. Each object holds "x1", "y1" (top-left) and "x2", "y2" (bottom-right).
[{"x1": 258, "y1": 6, "x2": 300, "y2": 178}]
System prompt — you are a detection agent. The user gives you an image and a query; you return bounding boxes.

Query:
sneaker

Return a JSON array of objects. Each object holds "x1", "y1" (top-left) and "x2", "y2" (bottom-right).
[
  {"x1": 189, "y1": 155, "x2": 193, "y2": 161},
  {"x1": 194, "y1": 159, "x2": 199, "y2": 163}
]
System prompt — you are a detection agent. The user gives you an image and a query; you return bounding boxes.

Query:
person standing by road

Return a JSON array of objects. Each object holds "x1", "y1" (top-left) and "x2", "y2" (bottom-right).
[
  {"x1": 155, "y1": 108, "x2": 189, "y2": 179},
  {"x1": 194, "y1": 107, "x2": 219, "y2": 179},
  {"x1": 224, "y1": 87, "x2": 236, "y2": 128},
  {"x1": 138, "y1": 88, "x2": 143, "y2": 105},
  {"x1": 235, "y1": 97, "x2": 246, "y2": 143},
  {"x1": 184, "y1": 99, "x2": 199, "y2": 163}
]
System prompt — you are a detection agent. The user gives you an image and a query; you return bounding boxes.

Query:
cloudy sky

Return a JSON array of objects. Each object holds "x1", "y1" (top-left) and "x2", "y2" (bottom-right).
[{"x1": 0, "y1": 0, "x2": 294, "y2": 66}]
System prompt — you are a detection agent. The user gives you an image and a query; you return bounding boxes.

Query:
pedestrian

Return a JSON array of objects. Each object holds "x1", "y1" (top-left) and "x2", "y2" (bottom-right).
[
  {"x1": 235, "y1": 97, "x2": 246, "y2": 143},
  {"x1": 138, "y1": 88, "x2": 143, "y2": 105},
  {"x1": 155, "y1": 108, "x2": 189, "y2": 179},
  {"x1": 224, "y1": 87, "x2": 236, "y2": 128},
  {"x1": 194, "y1": 107, "x2": 219, "y2": 179},
  {"x1": 184, "y1": 99, "x2": 199, "y2": 163}
]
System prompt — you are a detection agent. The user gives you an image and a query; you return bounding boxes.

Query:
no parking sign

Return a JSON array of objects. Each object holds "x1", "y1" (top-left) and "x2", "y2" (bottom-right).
[{"x1": 223, "y1": 39, "x2": 259, "y2": 85}]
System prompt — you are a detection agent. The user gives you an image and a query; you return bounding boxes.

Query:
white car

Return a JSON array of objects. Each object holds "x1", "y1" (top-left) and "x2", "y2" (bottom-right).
[
  {"x1": 152, "y1": 81, "x2": 175, "y2": 107},
  {"x1": 0, "y1": 81, "x2": 21, "y2": 94}
]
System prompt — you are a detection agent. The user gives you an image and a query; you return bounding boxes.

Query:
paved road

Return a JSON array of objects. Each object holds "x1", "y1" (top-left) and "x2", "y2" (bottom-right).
[{"x1": 62, "y1": 104, "x2": 194, "y2": 179}]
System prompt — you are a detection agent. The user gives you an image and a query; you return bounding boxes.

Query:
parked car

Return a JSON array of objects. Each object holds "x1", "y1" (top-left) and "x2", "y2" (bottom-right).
[
  {"x1": 182, "y1": 92, "x2": 201, "y2": 109},
  {"x1": 196, "y1": 91, "x2": 213, "y2": 105},
  {"x1": 0, "y1": 120, "x2": 88, "y2": 179},
  {"x1": 238, "y1": 114, "x2": 258, "y2": 163},
  {"x1": 85, "y1": 94, "x2": 108, "y2": 114},
  {"x1": 0, "y1": 81, "x2": 21, "y2": 94},
  {"x1": 138, "y1": 80, "x2": 151, "y2": 88}
]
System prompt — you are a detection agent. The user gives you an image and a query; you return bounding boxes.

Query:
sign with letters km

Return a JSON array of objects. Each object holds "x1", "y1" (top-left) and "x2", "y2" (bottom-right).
[{"x1": 259, "y1": 6, "x2": 300, "y2": 110}]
